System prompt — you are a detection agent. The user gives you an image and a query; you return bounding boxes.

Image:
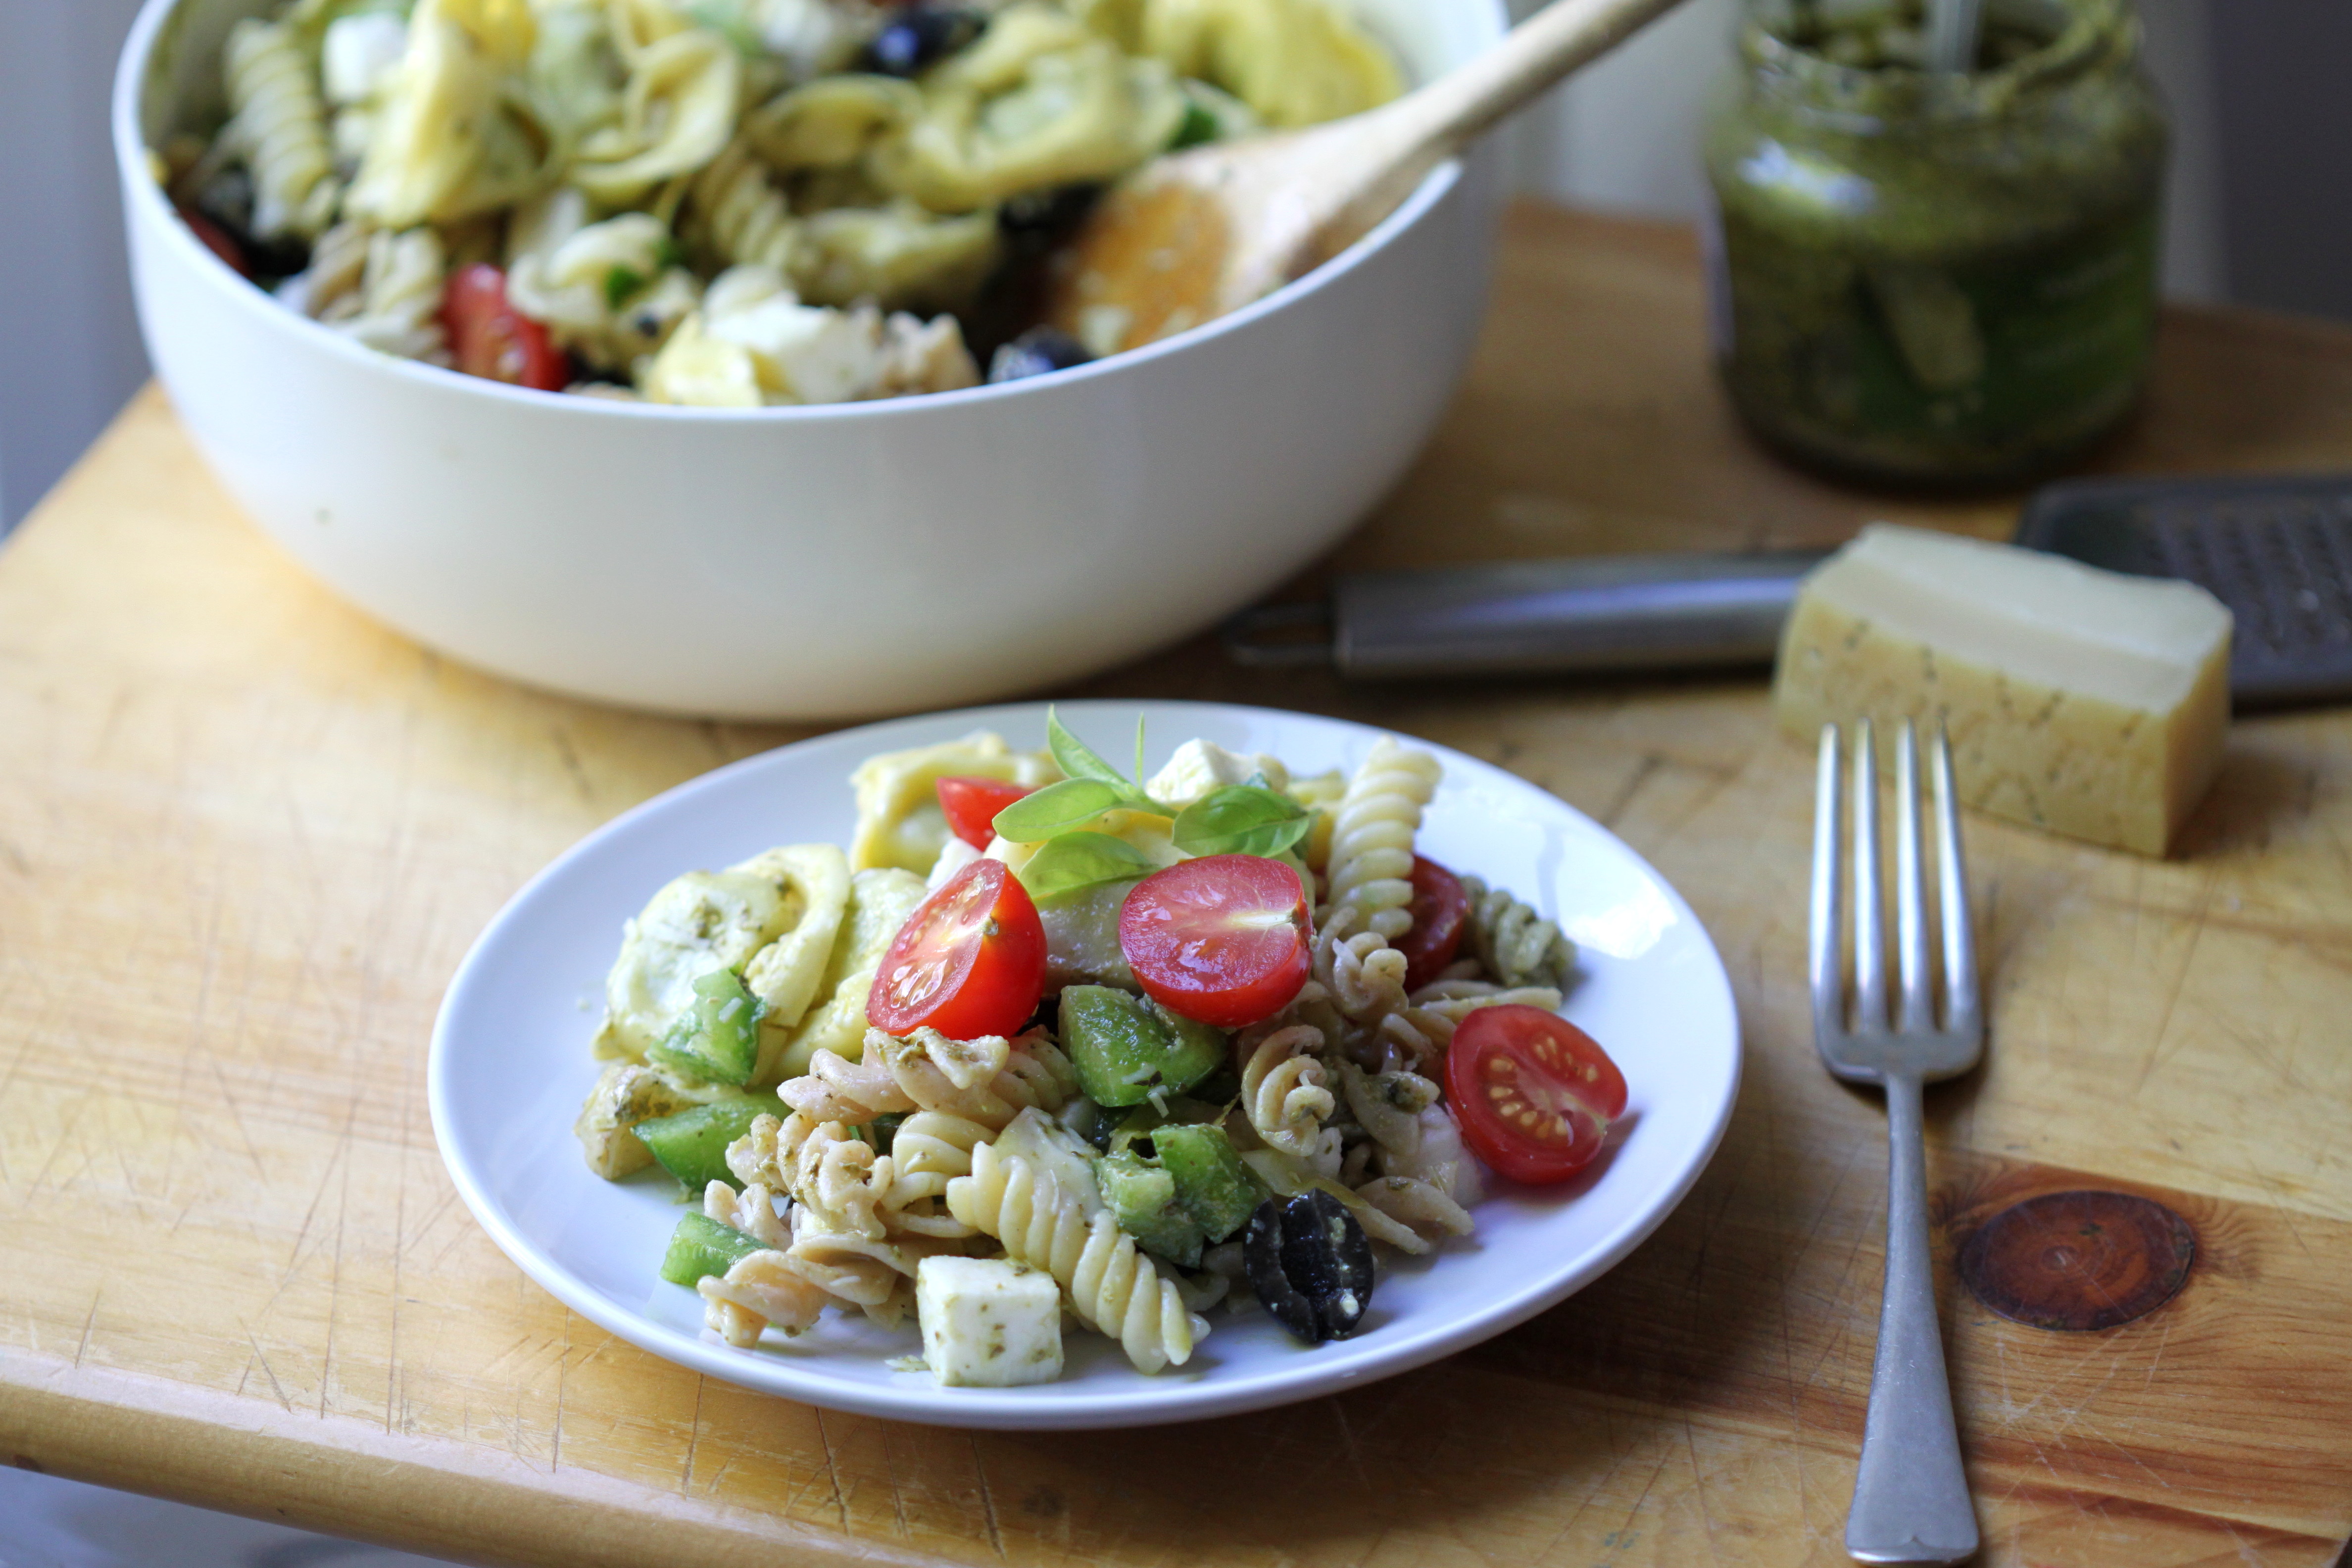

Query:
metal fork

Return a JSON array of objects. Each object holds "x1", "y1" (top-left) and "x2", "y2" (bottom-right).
[{"x1": 1811, "y1": 720, "x2": 1984, "y2": 1566}]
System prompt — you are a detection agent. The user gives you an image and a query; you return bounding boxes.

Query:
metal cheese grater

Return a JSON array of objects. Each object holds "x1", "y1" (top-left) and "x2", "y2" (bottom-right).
[
  {"x1": 2014, "y1": 473, "x2": 2352, "y2": 707},
  {"x1": 1225, "y1": 473, "x2": 2352, "y2": 708}
]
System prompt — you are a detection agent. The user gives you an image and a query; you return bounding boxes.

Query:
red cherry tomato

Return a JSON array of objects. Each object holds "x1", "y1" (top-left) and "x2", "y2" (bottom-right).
[
  {"x1": 1443, "y1": 1005, "x2": 1627, "y2": 1184},
  {"x1": 1397, "y1": 855, "x2": 1470, "y2": 992},
  {"x1": 1118, "y1": 854, "x2": 1312, "y2": 1029},
  {"x1": 441, "y1": 263, "x2": 569, "y2": 391},
  {"x1": 936, "y1": 776, "x2": 1037, "y2": 851},
  {"x1": 867, "y1": 858, "x2": 1046, "y2": 1039},
  {"x1": 177, "y1": 206, "x2": 247, "y2": 275}
]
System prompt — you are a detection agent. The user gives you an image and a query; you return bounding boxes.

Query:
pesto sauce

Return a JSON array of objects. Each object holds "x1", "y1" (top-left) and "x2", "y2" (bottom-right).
[{"x1": 1705, "y1": 0, "x2": 2167, "y2": 486}]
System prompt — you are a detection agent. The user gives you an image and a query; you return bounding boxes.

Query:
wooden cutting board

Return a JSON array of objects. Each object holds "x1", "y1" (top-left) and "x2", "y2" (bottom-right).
[{"x1": 3, "y1": 205, "x2": 2351, "y2": 1567}]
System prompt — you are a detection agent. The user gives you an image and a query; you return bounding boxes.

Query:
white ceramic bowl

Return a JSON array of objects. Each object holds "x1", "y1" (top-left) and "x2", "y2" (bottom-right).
[{"x1": 114, "y1": 0, "x2": 1506, "y2": 720}]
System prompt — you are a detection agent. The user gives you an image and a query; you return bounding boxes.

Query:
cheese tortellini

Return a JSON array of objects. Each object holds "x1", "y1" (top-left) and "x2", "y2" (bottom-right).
[
  {"x1": 594, "y1": 842, "x2": 850, "y2": 1080},
  {"x1": 180, "y1": 0, "x2": 1401, "y2": 404},
  {"x1": 849, "y1": 733, "x2": 1062, "y2": 872}
]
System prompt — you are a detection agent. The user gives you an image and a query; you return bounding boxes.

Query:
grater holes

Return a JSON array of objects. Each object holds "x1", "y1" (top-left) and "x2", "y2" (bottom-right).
[{"x1": 2146, "y1": 491, "x2": 2352, "y2": 659}]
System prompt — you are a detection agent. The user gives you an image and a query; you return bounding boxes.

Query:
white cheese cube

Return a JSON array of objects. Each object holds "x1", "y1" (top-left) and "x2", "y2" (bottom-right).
[
  {"x1": 1145, "y1": 740, "x2": 1290, "y2": 808},
  {"x1": 321, "y1": 13, "x2": 407, "y2": 105},
  {"x1": 1774, "y1": 524, "x2": 2232, "y2": 856},
  {"x1": 916, "y1": 1257, "x2": 1063, "y2": 1387}
]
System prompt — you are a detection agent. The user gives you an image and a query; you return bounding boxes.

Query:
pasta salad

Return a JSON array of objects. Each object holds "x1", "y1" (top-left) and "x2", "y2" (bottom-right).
[
  {"x1": 575, "y1": 715, "x2": 1627, "y2": 1387},
  {"x1": 154, "y1": 0, "x2": 1402, "y2": 404}
]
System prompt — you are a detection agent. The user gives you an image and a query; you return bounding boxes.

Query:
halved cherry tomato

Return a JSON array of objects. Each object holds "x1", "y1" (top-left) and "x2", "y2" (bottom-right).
[
  {"x1": 441, "y1": 263, "x2": 569, "y2": 391},
  {"x1": 1444, "y1": 1005, "x2": 1627, "y2": 1184},
  {"x1": 867, "y1": 858, "x2": 1046, "y2": 1039},
  {"x1": 1397, "y1": 855, "x2": 1470, "y2": 991},
  {"x1": 936, "y1": 776, "x2": 1037, "y2": 851},
  {"x1": 1118, "y1": 854, "x2": 1312, "y2": 1029}
]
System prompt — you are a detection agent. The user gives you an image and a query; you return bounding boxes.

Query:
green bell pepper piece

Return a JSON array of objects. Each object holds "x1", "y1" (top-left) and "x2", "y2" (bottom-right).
[
  {"x1": 658, "y1": 1210, "x2": 766, "y2": 1287},
  {"x1": 1152, "y1": 1123, "x2": 1267, "y2": 1243},
  {"x1": 1098, "y1": 1149, "x2": 1206, "y2": 1268},
  {"x1": 1059, "y1": 984, "x2": 1226, "y2": 1107},
  {"x1": 646, "y1": 969, "x2": 766, "y2": 1086},
  {"x1": 636, "y1": 1097, "x2": 769, "y2": 1192}
]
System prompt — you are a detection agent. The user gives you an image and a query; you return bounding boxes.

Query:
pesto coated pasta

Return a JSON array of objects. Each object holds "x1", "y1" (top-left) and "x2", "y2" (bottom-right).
[
  {"x1": 160, "y1": 0, "x2": 1404, "y2": 404},
  {"x1": 575, "y1": 717, "x2": 1616, "y2": 1387}
]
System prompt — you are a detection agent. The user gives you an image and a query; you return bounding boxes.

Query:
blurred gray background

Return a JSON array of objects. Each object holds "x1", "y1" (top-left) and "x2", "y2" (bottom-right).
[
  {"x1": 0, "y1": 0, "x2": 2349, "y2": 1559},
  {"x1": 3, "y1": 0, "x2": 2349, "y2": 536}
]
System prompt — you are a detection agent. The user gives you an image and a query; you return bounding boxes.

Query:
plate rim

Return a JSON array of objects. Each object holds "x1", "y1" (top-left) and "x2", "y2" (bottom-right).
[{"x1": 427, "y1": 698, "x2": 1742, "y2": 1430}]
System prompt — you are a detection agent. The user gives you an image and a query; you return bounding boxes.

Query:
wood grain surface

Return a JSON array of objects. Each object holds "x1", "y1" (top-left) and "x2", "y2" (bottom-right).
[{"x1": 4, "y1": 205, "x2": 2352, "y2": 1568}]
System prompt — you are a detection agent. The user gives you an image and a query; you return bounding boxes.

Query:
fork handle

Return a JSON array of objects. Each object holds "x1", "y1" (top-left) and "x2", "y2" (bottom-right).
[{"x1": 1848, "y1": 1070, "x2": 1979, "y2": 1565}]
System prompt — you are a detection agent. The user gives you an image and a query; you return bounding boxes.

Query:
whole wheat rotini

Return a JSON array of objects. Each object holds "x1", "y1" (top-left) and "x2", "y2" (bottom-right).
[{"x1": 946, "y1": 1142, "x2": 1205, "y2": 1374}]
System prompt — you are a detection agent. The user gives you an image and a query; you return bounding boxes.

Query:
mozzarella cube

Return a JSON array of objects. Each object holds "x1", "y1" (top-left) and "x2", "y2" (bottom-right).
[
  {"x1": 321, "y1": 13, "x2": 408, "y2": 105},
  {"x1": 1145, "y1": 739, "x2": 1290, "y2": 808},
  {"x1": 916, "y1": 1257, "x2": 1063, "y2": 1387}
]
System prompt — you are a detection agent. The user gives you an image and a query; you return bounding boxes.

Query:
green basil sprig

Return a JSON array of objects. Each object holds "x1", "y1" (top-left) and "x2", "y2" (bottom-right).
[
  {"x1": 1016, "y1": 832, "x2": 1157, "y2": 903},
  {"x1": 1047, "y1": 708, "x2": 1154, "y2": 803},
  {"x1": 1170, "y1": 784, "x2": 1312, "y2": 859}
]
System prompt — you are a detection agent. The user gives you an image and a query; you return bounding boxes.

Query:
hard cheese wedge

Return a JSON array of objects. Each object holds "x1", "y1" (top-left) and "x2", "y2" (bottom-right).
[{"x1": 1773, "y1": 524, "x2": 2232, "y2": 855}]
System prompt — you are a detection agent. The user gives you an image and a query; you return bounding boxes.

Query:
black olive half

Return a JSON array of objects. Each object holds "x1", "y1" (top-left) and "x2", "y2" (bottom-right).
[
  {"x1": 987, "y1": 327, "x2": 1094, "y2": 384},
  {"x1": 1244, "y1": 1191, "x2": 1376, "y2": 1343},
  {"x1": 864, "y1": 5, "x2": 985, "y2": 76}
]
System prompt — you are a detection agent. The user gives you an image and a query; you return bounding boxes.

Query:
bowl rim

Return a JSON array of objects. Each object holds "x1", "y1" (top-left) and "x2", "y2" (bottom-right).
[{"x1": 114, "y1": 0, "x2": 1509, "y2": 425}]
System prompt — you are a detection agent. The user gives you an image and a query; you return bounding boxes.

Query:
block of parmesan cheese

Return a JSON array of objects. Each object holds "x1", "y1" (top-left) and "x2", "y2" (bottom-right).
[{"x1": 1773, "y1": 524, "x2": 2232, "y2": 856}]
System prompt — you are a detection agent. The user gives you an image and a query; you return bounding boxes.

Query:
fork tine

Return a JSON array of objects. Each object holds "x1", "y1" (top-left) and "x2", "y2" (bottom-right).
[
  {"x1": 1810, "y1": 723, "x2": 1845, "y2": 1041},
  {"x1": 1931, "y1": 724, "x2": 1979, "y2": 1032},
  {"x1": 1894, "y1": 720, "x2": 1932, "y2": 1033},
  {"x1": 1851, "y1": 719, "x2": 1887, "y2": 1032}
]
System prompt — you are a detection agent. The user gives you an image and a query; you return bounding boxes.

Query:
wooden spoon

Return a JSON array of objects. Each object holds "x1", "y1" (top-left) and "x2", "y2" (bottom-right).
[{"x1": 1041, "y1": 0, "x2": 1693, "y2": 354}]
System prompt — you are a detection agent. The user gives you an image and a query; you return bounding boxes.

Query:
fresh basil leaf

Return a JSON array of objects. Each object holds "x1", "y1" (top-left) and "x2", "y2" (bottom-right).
[
  {"x1": 602, "y1": 263, "x2": 648, "y2": 310},
  {"x1": 1016, "y1": 832, "x2": 1155, "y2": 903},
  {"x1": 992, "y1": 777, "x2": 1127, "y2": 843},
  {"x1": 1171, "y1": 784, "x2": 1313, "y2": 859},
  {"x1": 1169, "y1": 100, "x2": 1220, "y2": 151},
  {"x1": 1047, "y1": 707, "x2": 1144, "y2": 797}
]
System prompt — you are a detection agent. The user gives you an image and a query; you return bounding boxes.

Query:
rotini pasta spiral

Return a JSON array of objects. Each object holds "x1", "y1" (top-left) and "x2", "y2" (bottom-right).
[
  {"x1": 225, "y1": 19, "x2": 341, "y2": 239},
  {"x1": 729, "y1": 1103, "x2": 981, "y2": 1239},
  {"x1": 1236, "y1": 1024, "x2": 1333, "y2": 1157},
  {"x1": 685, "y1": 137, "x2": 800, "y2": 274},
  {"x1": 1353, "y1": 1175, "x2": 1473, "y2": 1243},
  {"x1": 1322, "y1": 737, "x2": 1442, "y2": 940},
  {"x1": 781, "y1": 1027, "x2": 1077, "y2": 1131},
  {"x1": 885, "y1": 1110, "x2": 995, "y2": 1215},
  {"x1": 1459, "y1": 876, "x2": 1576, "y2": 991},
  {"x1": 1314, "y1": 904, "x2": 1408, "y2": 1025},
  {"x1": 704, "y1": 1174, "x2": 791, "y2": 1247},
  {"x1": 783, "y1": 1203, "x2": 975, "y2": 1326},
  {"x1": 695, "y1": 1177, "x2": 830, "y2": 1345},
  {"x1": 334, "y1": 226, "x2": 449, "y2": 361},
  {"x1": 945, "y1": 1142, "x2": 1204, "y2": 1373},
  {"x1": 698, "y1": 1248, "x2": 833, "y2": 1345},
  {"x1": 726, "y1": 1110, "x2": 895, "y2": 1237},
  {"x1": 1334, "y1": 1061, "x2": 1438, "y2": 1157},
  {"x1": 1373, "y1": 980, "x2": 1567, "y2": 1072}
]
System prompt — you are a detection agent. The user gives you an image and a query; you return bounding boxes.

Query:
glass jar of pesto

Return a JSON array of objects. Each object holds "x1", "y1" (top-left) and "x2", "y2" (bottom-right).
[{"x1": 1704, "y1": 0, "x2": 2168, "y2": 487}]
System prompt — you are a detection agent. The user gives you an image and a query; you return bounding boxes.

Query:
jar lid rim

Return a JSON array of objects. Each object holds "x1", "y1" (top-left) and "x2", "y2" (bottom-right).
[{"x1": 1740, "y1": 0, "x2": 2135, "y2": 118}]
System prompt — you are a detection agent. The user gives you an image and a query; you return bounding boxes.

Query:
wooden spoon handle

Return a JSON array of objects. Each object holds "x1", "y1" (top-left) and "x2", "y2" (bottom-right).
[{"x1": 1359, "y1": 0, "x2": 1693, "y2": 172}]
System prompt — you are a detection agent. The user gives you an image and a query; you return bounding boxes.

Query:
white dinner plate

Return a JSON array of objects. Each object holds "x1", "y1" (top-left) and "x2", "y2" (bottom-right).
[{"x1": 429, "y1": 700, "x2": 1741, "y2": 1429}]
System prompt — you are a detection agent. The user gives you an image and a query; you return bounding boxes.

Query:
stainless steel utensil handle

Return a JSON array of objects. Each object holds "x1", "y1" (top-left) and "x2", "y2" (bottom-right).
[
  {"x1": 1848, "y1": 1069, "x2": 1978, "y2": 1566},
  {"x1": 1223, "y1": 550, "x2": 1826, "y2": 677}
]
